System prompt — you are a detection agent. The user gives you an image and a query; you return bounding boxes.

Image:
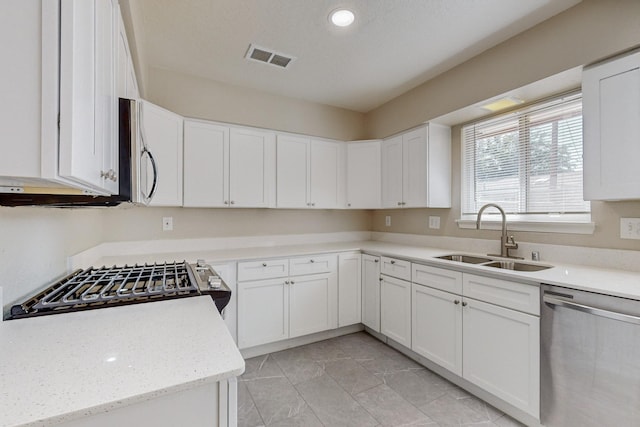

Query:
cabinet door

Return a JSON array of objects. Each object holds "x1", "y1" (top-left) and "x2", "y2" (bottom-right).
[
  {"x1": 362, "y1": 254, "x2": 381, "y2": 332},
  {"x1": 140, "y1": 101, "x2": 184, "y2": 206},
  {"x1": 412, "y1": 284, "x2": 462, "y2": 376},
  {"x1": 229, "y1": 127, "x2": 275, "y2": 207},
  {"x1": 59, "y1": 0, "x2": 116, "y2": 194},
  {"x1": 425, "y1": 123, "x2": 452, "y2": 207},
  {"x1": 463, "y1": 298, "x2": 540, "y2": 417},
  {"x1": 346, "y1": 141, "x2": 381, "y2": 208},
  {"x1": 402, "y1": 126, "x2": 427, "y2": 207},
  {"x1": 381, "y1": 135, "x2": 404, "y2": 208},
  {"x1": 583, "y1": 51, "x2": 640, "y2": 200},
  {"x1": 276, "y1": 135, "x2": 309, "y2": 208},
  {"x1": 116, "y1": 8, "x2": 128, "y2": 99},
  {"x1": 183, "y1": 121, "x2": 229, "y2": 207},
  {"x1": 238, "y1": 278, "x2": 289, "y2": 349},
  {"x1": 289, "y1": 273, "x2": 338, "y2": 338},
  {"x1": 338, "y1": 252, "x2": 361, "y2": 327},
  {"x1": 309, "y1": 140, "x2": 340, "y2": 208},
  {"x1": 380, "y1": 275, "x2": 411, "y2": 347}
]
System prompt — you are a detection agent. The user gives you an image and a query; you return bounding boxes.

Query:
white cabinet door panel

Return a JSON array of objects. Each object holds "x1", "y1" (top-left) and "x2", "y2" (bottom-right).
[
  {"x1": 183, "y1": 121, "x2": 228, "y2": 207},
  {"x1": 403, "y1": 127, "x2": 427, "y2": 207},
  {"x1": 310, "y1": 140, "x2": 340, "y2": 208},
  {"x1": 362, "y1": 254, "x2": 381, "y2": 332},
  {"x1": 229, "y1": 128, "x2": 275, "y2": 207},
  {"x1": 381, "y1": 135, "x2": 403, "y2": 208},
  {"x1": 238, "y1": 278, "x2": 289, "y2": 349},
  {"x1": 463, "y1": 298, "x2": 539, "y2": 417},
  {"x1": 380, "y1": 275, "x2": 411, "y2": 347},
  {"x1": 412, "y1": 284, "x2": 462, "y2": 376},
  {"x1": 289, "y1": 273, "x2": 337, "y2": 338},
  {"x1": 346, "y1": 140, "x2": 381, "y2": 209},
  {"x1": 338, "y1": 252, "x2": 361, "y2": 327},
  {"x1": 276, "y1": 135, "x2": 309, "y2": 208}
]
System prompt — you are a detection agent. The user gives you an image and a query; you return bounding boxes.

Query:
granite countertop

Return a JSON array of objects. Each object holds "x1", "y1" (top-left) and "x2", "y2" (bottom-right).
[
  {"x1": 92, "y1": 240, "x2": 640, "y2": 301},
  {"x1": 0, "y1": 296, "x2": 245, "y2": 427}
]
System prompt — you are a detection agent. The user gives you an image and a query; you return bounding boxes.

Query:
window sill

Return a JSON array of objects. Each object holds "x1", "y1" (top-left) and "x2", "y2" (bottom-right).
[{"x1": 456, "y1": 215, "x2": 595, "y2": 234}]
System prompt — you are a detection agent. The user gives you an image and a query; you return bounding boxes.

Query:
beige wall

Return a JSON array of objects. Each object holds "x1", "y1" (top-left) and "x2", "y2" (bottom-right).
[
  {"x1": 146, "y1": 67, "x2": 367, "y2": 141},
  {"x1": 101, "y1": 206, "x2": 372, "y2": 242},
  {"x1": 365, "y1": 0, "x2": 640, "y2": 138},
  {"x1": 0, "y1": 207, "x2": 104, "y2": 307}
]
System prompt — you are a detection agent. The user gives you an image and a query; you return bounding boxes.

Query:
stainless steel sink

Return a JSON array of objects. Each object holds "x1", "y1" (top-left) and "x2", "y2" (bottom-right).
[
  {"x1": 436, "y1": 254, "x2": 492, "y2": 264},
  {"x1": 482, "y1": 261, "x2": 552, "y2": 271}
]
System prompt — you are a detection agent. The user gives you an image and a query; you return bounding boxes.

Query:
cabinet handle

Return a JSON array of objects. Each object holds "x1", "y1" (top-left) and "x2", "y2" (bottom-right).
[
  {"x1": 224, "y1": 201, "x2": 229, "y2": 205},
  {"x1": 306, "y1": 203, "x2": 311, "y2": 206},
  {"x1": 290, "y1": 280, "x2": 295, "y2": 285},
  {"x1": 397, "y1": 202, "x2": 402, "y2": 206},
  {"x1": 285, "y1": 280, "x2": 290, "y2": 285},
  {"x1": 454, "y1": 300, "x2": 460, "y2": 305},
  {"x1": 374, "y1": 259, "x2": 379, "y2": 263},
  {"x1": 347, "y1": 203, "x2": 351, "y2": 207},
  {"x1": 390, "y1": 260, "x2": 396, "y2": 264},
  {"x1": 312, "y1": 203, "x2": 316, "y2": 207},
  {"x1": 462, "y1": 301, "x2": 468, "y2": 307},
  {"x1": 262, "y1": 263, "x2": 267, "y2": 267},
  {"x1": 230, "y1": 201, "x2": 235, "y2": 205},
  {"x1": 310, "y1": 259, "x2": 314, "y2": 263},
  {"x1": 379, "y1": 277, "x2": 383, "y2": 281}
]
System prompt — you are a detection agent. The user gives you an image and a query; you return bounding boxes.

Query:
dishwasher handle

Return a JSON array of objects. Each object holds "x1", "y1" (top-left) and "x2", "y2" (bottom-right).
[{"x1": 543, "y1": 294, "x2": 640, "y2": 326}]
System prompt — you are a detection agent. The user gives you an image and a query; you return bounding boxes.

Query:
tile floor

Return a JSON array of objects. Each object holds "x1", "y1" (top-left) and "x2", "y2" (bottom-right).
[{"x1": 238, "y1": 332, "x2": 526, "y2": 427}]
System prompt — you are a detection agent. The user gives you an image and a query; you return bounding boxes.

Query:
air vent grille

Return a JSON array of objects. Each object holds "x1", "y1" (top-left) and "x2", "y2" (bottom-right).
[{"x1": 245, "y1": 44, "x2": 295, "y2": 69}]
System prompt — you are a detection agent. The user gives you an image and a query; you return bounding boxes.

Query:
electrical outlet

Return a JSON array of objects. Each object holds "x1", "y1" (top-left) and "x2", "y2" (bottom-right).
[
  {"x1": 620, "y1": 218, "x2": 640, "y2": 239},
  {"x1": 385, "y1": 216, "x2": 391, "y2": 227},
  {"x1": 428, "y1": 216, "x2": 441, "y2": 229},
  {"x1": 162, "y1": 217, "x2": 173, "y2": 231}
]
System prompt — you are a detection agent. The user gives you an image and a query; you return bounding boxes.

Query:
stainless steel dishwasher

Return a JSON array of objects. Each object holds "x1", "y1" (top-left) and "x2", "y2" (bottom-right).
[{"x1": 541, "y1": 284, "x2": 640, "y2": 426}]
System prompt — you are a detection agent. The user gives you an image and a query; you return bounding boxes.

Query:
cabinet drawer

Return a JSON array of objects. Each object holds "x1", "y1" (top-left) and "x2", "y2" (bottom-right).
[
  {"x1": 237, "y1": 258, "x2": 289, "y2": 281},
  {"x1": 412, "y1": 263, "x2": 462, "y2": 294},
  {"x1": 463, "y1": 274, "x2": 539, "y2": 316},
  {"x1": 380, "y1": 256, "x2": 411, "y2": 281},
  {"x1": 289, "y1": 254, "x2": 336, "y2": 276}
]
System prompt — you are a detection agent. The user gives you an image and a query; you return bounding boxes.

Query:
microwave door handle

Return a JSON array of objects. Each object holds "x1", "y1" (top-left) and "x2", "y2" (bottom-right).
[{"x1": 140, "y1": 147, "x2": 158, "y2": 204}]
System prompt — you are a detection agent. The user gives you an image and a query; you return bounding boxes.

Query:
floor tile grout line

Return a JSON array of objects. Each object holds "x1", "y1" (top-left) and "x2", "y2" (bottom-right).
[{"x1": 240, "y1": 375, "x2": 268, "y2": 427}]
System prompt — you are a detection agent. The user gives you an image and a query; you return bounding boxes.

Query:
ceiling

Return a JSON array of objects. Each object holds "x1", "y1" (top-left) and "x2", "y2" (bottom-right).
[{"x1": 129, "y1": 0, "x2": 581, "y2": 113}]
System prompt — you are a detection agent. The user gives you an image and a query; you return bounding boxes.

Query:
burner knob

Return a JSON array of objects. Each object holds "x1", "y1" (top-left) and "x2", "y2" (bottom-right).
[
  {"x1": 208, "y1": 275, "x2": 221, "y2": 288},
  {"x1": 197, "y1": 259, "x2": 206, "y2": 267}
]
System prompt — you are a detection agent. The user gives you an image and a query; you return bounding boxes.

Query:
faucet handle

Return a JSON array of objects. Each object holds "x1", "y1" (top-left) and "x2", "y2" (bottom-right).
[{"x1": 505, "y1": 235, "x2": 518, "y2": 249}]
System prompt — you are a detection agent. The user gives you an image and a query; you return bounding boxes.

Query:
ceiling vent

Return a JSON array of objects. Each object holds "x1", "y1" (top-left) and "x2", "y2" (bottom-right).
[{"x1": 245, "y1": 44, "x2": 295, "y2": 69}]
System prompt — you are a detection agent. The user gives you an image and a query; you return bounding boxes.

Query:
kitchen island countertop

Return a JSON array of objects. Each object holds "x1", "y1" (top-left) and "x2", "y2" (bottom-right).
[{"x1": 0, "y1": 296, "x2": 244, "y2": 427}]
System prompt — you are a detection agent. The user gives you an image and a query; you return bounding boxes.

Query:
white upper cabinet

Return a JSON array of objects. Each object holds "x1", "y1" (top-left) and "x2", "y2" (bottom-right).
[
  {"x1": 183, "y1": 120, "x2": 228, "y2": 207},
  {"x1": 116, "y1": 6, "x2": 139, "y2": 100},
  {"x1": 276, "y1": 135, "x2": 341, "y2": 209},
  {"x1": 346, "y1": 140, "x2": 381, "y2": 209},
  {"x1": 229, "y1": 127, "x2": 276, "y2": 208},
  {"x1": 140, "y1": 101, "x2": 183, "y2": 207},
  {"x1": 1, "y1": 1, "x2": 121, "y2": 195},
  {"x1": 184, "y1": 121, "x2": 275, "y2": 208},
  {"x1": 583, "y1": 50, "x2": 640, "y2": 200},
  {"x1": 381, "y1": 124, "x2": 451, "y2": 208}
]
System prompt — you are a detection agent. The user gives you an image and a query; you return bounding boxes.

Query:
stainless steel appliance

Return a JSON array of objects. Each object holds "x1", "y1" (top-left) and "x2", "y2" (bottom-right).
[
  {"x1": 0, "y1": 98, "x2": 157, "y2": 207},
  {"x1": 541, "y1": 284, "x2": 640, "y2": 426},
  {"x1": 7, "y1": 261, "x2": 230, "y2": 319}
]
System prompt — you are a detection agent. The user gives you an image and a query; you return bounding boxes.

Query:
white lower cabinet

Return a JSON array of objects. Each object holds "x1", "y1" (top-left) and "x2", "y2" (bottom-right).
[
  {"x1": 362, "y1": 254, "x2": 381, "y2": 332},
  {"x1": 237, "y1": 255, "x2": 338, "y2": 349},
  {"x1": 380, "y1": 274, "x2": 411, "y2": 347},
  {"x1": 338, "y1": 252, "x2": 362, "y2": 327},
  {"x1": 412, "y1": 283, "x2": 462, "y2": 376},
  {"x1": 410, "y1": 264, "x2": 540, "y2": 418}
]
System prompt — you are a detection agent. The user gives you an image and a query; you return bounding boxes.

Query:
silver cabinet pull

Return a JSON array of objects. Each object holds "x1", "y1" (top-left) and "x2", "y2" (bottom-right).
[
  {"x1": 310, "y1": 259, "x2": 314, "y2": 263},
  {"x1": 379, "y1": 277, "x2": 383, "y2": 281},
  {"x1": 454, "y1": 300, "x2": 460, "y2": 305},
  {"x1": 374, "y1": 259, "x2": 379, "y2": 263},
  {"x1": 462, "y1": 301, "x2": 468, "y2": 307},
  {"x1": 397, "y1": 202, "x2": 402, "y2": 206},
  {"x1": 224, "y1": 201, "x2": 229, "y2": 205},
  {"x1": 230, "y1": 201, "x2": 235, "y2": 205},
  {"x1": 290, "y1": 280, "x2": 295, "y2": 285},
  {"x1": 543, "y1": 294, "x2": 640, "y2": 325},
  {"x1": 285, "y1": 280, "x2": 290, "y2": 285},
  {"x1": 390, "y1": 260, "x2": 396, "y2": 264},
  {"x1": 262, "y1": 263, "x2": 267, "y2": 267},
  {"x1": 347, "y1": 203, "x2": 351, "y2": 207}
]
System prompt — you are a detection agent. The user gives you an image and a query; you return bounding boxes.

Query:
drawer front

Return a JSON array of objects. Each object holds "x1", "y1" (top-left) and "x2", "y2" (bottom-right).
[
  {"x1": 463, "y1": 274, "x2": 540, "y2": 316},
  {"x1": 237, "y1": 258, "x2": 289, "y2": 281},
  {"x1": 380, "y1": 256, "x2": 411, "y2": 281},
  {"x1": 289, "y1": 254, "x2": 336, "y2": 276},
  {"x1": 412, "y1": 263, "x2": 462, "y2": 294}
]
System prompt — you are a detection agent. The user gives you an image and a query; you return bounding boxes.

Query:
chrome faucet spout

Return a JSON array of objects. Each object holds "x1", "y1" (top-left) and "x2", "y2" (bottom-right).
[{"x1": 476, "y1": 203, "x2": 520, "y2": 259}]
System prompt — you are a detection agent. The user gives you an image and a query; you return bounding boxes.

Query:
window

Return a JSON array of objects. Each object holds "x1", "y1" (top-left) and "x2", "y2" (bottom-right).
[{"x1": 461, "y1": 93, "x2": 592, "y2": 232}]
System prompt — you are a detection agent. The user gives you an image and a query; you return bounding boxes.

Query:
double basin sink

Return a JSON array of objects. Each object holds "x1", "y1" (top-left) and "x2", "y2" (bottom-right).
[{"x1": 436, "y1": 254, "x2": 552, "y2": 272}]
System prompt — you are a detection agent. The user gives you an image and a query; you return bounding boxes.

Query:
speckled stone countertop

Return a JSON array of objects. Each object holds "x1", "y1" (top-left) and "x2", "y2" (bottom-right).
[
  {"x1": 0, "y1": 296, "x2": 245, "y2": 427},
  {"x1": 92, "y1": 240, "x2": 640, "y2": 301}
]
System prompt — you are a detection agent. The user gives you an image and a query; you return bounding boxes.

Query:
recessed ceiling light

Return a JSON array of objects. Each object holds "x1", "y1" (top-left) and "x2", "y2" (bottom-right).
[
  {"x1": 480, "y1": 96, "x2": 524, "y2": 112},
  {"x1": 330, "y1": 9, "x2": 355, "y2": 27}
]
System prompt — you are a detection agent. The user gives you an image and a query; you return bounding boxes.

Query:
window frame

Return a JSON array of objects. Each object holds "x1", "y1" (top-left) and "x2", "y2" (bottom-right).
[{"x1": 458, "y1": 92, "x2": 594, "y2": 235}]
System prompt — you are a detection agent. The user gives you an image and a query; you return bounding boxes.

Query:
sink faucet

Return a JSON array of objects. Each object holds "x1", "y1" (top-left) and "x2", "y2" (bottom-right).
[{"x1": 475, "y1": 203, "x2": 521, "y2": 259}]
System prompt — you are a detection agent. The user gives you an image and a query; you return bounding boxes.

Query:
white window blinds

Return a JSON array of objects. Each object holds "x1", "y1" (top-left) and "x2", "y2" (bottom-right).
[{"x1": 462, "y1": 93, "x2": 589, "y2": 217}]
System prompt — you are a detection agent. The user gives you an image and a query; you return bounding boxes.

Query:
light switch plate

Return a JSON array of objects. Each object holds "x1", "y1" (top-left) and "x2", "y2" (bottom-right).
[
  {"x1": 428, "y1": 216, "x2": 441, "y2": 229},
  {"x1": 385, "y1": 216, "x2": 391, "y2": 227},
  {"x1": 620, "y1": 218, "x2": 640, "y2": 239},
  {"x1": 163, "y1": 217, "x2": 173, "y2": 231}
]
